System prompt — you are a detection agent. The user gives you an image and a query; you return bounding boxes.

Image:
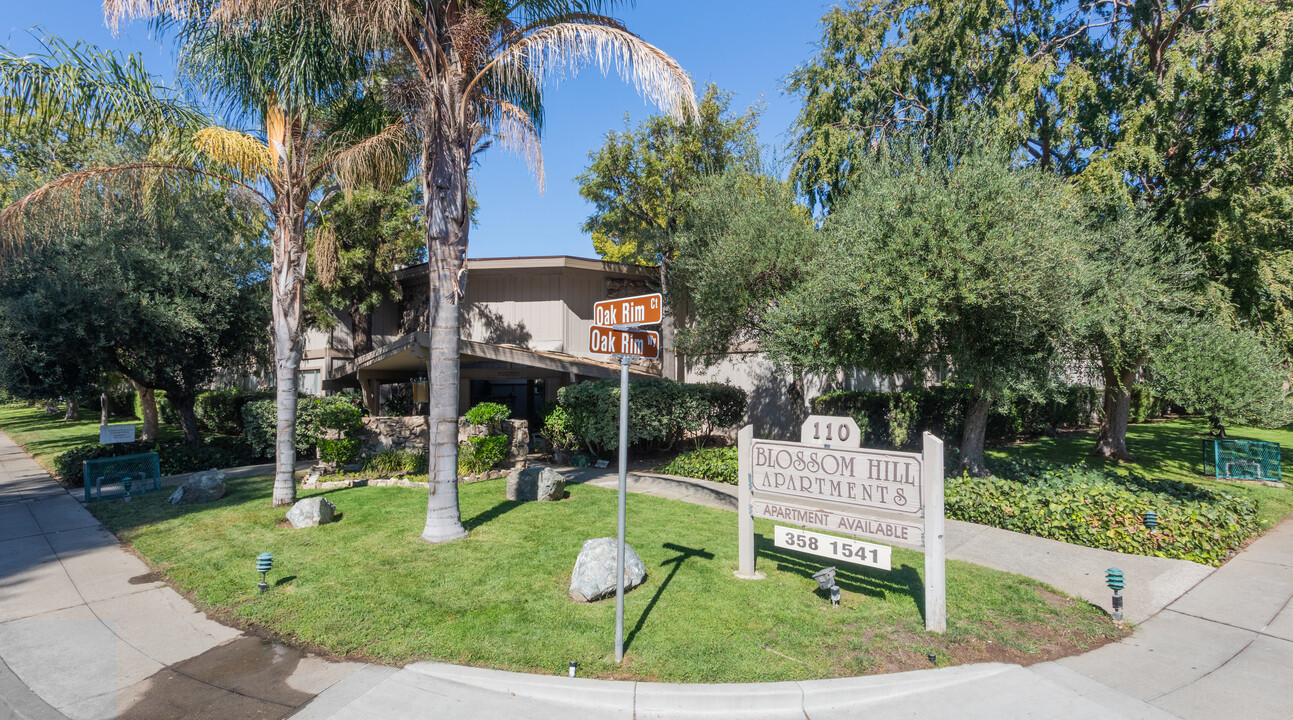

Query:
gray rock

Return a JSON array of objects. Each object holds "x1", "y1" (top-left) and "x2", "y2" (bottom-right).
[
  {"x1": 167, "y1": 468, "x2": 227, "y2": 505},
  {"x1": 286, "y1": 497, "x2": 337, "y2": 528},
  {"x1": 569, "y1": 537, "x2": 646, "y2": 603},
  {"x1": 506, "y1": 467, "x2": 566, "y2": 501}
]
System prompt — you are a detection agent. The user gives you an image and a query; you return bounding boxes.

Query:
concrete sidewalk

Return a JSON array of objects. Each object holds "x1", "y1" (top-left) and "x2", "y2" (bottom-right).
[{"x1": 0, "y1": 431, "x2": 367, "y2": 720}]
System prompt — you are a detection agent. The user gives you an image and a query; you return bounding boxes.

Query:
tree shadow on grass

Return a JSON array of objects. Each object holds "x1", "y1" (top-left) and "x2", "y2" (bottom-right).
[
  {"x1": 462, "y1": 498, "x2": 525, "y2": 531},
  {"x1": 757, "y1": 534, "x2": 926, "y2": 623},
  {"x1": 624, "y1": 542, "x2": 714, "y2": 653}
]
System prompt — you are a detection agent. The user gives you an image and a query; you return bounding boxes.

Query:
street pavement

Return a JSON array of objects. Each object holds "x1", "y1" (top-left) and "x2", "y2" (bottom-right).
[{"x1": 1, "y1": 433, "x2": 1290, "y2": 719}]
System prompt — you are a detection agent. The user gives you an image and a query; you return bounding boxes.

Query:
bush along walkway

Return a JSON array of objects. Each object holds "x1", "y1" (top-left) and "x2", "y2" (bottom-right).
[{"x1": 571, "y1": 465, "x2": 1214, "y2": 624}]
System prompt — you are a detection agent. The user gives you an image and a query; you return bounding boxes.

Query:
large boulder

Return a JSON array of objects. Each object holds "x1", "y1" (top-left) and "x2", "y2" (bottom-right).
[
  {"x1": 286, "y1": 497, "x2": 336, "y2": 528},
  {"x1": 569, "y1": 537, "x2": 647, "y2": 603},
  {"x1": 167, "y1": 469, "x2": 227, "y2": 505},
  {"x1": 506, "y1": 467, "x2": 566, "y2": 502}
]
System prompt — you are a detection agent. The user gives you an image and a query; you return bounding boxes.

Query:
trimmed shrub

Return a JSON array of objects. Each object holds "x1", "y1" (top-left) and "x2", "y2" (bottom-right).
[
  {"x1": 946, "y1": 460, "x2": 1258, "y2": 566},
  {"x1": 242, "y1": 397, "x2": 318, "y2": 458},
  {"x1": 100, "y1": 390, "x2": 137, "y2": 418},
  {"x1": 659, "y1": 447, "x2": 737, "y2": 484},
  {"x1": 319, "y1": 437, "x2": 361, "y2": 465},
  {"x1": 539, "y1": 405, "x2": 579, "y2": 451},
  {"x1": 813, "y1": 384, "x2": 1105, "y2": 450},
  {"x1": 54, "y1": 436, "x2": 259, "y2": 487},
  {"x1": 458, "y1": 434, "x2": 508, "y2": 476},
  {"x1": 557, "y1": 378, "x2": 747, "y2": 455},
  {"x1": 315, "y1": 399, "x2": 363, "y2": 433},
  {"x1": 464, "y1": 401, "x2": 510, "y2": 427},
  {"x1": 196, "y1": 389, "x2": 272, "y2": 435}
]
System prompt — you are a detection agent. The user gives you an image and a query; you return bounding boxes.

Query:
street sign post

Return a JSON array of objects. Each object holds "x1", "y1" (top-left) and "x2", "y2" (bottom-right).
[
  {"x1": 587, "y1": 292, "x2": 663, "y2": 663},
  {"x1": 736, "y1": 417, "x2": 947, "y2": 633},
  {"x1": 593, "y1": 293, "x2": 662, "y2": 328}
]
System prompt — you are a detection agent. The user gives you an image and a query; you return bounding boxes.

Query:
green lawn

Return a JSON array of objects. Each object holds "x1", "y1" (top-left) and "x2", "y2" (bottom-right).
[
  {"x1": 89, "y1": 476, "x2": 1118, "y2": 682},
  {"x1": 0, "y1": 404, "x2": 170, "y2": 474},
  {"x1": 986, "y1": 418, "x2": 1293, "y2": 531}
]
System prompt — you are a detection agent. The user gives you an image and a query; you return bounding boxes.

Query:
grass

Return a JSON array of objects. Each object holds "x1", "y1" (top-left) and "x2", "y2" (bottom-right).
[
  {"x1": 89, "y1": 476, "x2": 1118, "y2": 683},
  {"x1": 985, "y1": 417, "x2": 1293, "y2": 531},
  {"x1": 0, "y1": 404, "x2": 179, "y2": 474}
]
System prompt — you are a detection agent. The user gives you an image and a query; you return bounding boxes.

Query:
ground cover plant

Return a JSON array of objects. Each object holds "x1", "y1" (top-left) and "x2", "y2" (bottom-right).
[
  {"x1": 89, "y1": 477, "x2": 1119, "y2": 683},
  {"x1": 948, "y1": 460, "x2": 1257, "y2": 566},
  {"x1": 984, "y1": 418, "x2": 1293, "y2": 532},
  {"x1": 659, "y1": 447, "x2": 737, "y2": 484}
]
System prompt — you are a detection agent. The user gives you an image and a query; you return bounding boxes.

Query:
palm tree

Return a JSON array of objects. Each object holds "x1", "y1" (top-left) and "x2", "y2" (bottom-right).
[
  {"x1": 182, "y1": 0, "x2": 698, "y2": 543},
  {"x1": 1, "y1": 17, "x2": 404, "y2": 507}
]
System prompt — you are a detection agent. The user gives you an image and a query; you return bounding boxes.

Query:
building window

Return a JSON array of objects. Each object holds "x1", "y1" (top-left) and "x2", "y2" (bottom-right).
[{"x1": 298, "y1": 369, "x2": 322, "y2": 396}]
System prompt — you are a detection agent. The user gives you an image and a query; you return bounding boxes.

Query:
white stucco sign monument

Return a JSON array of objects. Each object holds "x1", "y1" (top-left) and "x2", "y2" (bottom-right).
[{"x1": 736, "y1": 416, "x2": 947, "y2": 633}]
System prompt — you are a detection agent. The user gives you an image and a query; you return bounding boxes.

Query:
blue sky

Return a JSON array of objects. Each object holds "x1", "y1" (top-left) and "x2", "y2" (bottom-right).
[{"x1": 4, "y1": 1, "x2": 831, "y2": 258}]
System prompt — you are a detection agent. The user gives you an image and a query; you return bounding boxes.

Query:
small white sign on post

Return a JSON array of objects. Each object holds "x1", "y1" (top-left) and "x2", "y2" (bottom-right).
[
  {"x1": 99, "y1": 424, "x2": 136, "y2": 444},
  {"x1": 737, "y1": 416, "x2": 947, "y2": 633}
]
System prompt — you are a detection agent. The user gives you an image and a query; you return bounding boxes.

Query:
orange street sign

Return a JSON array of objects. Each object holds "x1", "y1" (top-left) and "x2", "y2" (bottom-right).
[
  {"x1": 589, "y1": 325, "x2": 660, "y2": 359},
  {"x1": 593, "y1": 293, "x2": 662, "y2": 327}
]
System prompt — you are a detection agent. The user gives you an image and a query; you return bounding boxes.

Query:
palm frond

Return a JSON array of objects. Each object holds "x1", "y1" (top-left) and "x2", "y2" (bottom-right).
[
  {"x1": 209, "y1": 0, "x2": 414, "y2": 54},
  {"x1": 103, "y1": 0, "x2": 195, "y2": 33},
  {"x1": 0, "y1": 162, "x2": 267, "y2": 253},
  {"x1": 0, "y1": 32, "x2": 205, "y2": 138},
  {"x1": 193, "y1": 126, "x2": 272, "y2": 178},
  {"x1": 322, "y1": 121, "x2": 414, "y2": 191},
  {"x1": 486, "y1": 98, "x2": 546, "y2": 191},
  {"x1": 479, "y1": 22, "x2": 697, "y2": 123}
]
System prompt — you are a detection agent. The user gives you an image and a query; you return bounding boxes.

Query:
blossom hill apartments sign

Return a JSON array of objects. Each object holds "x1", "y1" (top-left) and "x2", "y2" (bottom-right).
[{"x1": 736, "y1": 416, "x2": 947, "y2": 633}]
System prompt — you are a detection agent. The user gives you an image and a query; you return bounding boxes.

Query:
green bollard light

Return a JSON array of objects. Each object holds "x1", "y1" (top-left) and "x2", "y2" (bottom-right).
[
  {"x1": 256, "y1": 553, "x2": 274, "y2": 593},
  {"x1": 1106, "y1": 567, "x2": 1125, "y2": 622},
  {"x1": 1143, "y1": 510, "x2": 1158, "y2": 532}
]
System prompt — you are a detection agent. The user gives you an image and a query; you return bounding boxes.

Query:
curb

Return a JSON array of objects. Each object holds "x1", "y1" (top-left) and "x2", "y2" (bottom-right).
[{"x1": 405, "y1": 661, "x2": 1018, "y2": 717}]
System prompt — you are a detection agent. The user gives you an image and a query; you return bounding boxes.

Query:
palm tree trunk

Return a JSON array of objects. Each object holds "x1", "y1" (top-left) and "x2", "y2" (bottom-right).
[
  {"x1": 419, "y1": 125, "x2": 468, "y2": 544},
  {"x1": 271, "y1": 221, "x2": 306, "y2": 507}
]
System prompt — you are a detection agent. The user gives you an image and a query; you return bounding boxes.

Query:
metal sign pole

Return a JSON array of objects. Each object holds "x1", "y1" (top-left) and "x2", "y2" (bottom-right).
[{"x1": 614, "y1": 355, "x2": 629, "y2": 663}]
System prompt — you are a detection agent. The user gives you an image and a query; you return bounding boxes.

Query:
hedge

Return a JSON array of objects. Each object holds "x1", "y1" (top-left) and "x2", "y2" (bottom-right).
[
  {"x1": 195, "y1": 389, "x2": 273, "y2": 435},
  {"x1": 54, "y1": 437, "x2": 261, "y2": 487},
  {"x1": 812, "y1": 384, "x2": 1104, "y2": 451},
  {"x1": 946, "y1": 460, "x2": 1258, "y2": 566},
  {"x1": 557, "y1": 378, "x2": 747, "y2": 455}
]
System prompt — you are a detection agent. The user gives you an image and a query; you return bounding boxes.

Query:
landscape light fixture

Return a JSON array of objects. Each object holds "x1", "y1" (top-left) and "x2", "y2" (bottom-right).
[
  {"x1": 1105, "y1": 567, "x2": 1125, "y2": 622},
  {"x1": 121, "y1": 476, "x2": 133, "y2": 503},
  {"x1": 1143, "y1": 510, "x2": 1158, "y2": 532},
  {"x1": 256, "y1": 553, "x2": 274, "y2": 593},
  {"x1": 569, "y1": 661, "x2": 577, "y2": 678},
  {"x1": 812, "y1": 567, "x2": 841, "y2": 607}
]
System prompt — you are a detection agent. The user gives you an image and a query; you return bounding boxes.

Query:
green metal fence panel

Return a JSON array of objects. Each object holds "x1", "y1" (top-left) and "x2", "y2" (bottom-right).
[
  {"x1": 1200, "y1": 439, "x2": 1281, "y2": 483},
  {"x1": 83, "y1": 452, "x2": 161, "y2": 502}
]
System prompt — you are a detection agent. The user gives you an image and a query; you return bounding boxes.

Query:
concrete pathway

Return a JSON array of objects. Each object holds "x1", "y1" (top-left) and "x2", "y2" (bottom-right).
[
  {"x1": 3, "y1": 436, "x2": 1289, "y2": 719},
  {"x1": 0, "y1": 431, "x2": 367, "y2": 720}
]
